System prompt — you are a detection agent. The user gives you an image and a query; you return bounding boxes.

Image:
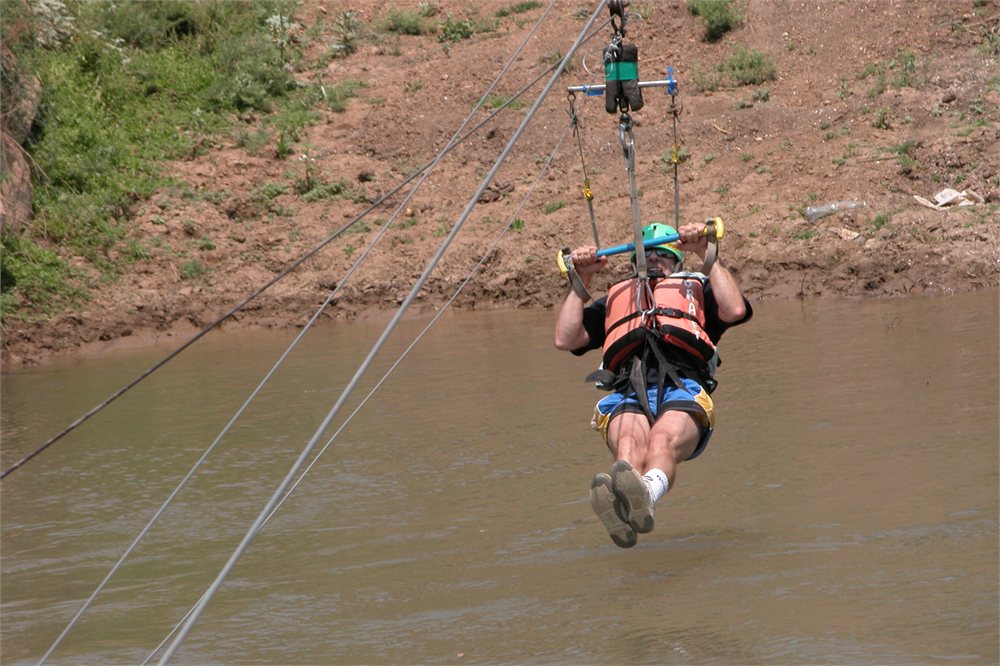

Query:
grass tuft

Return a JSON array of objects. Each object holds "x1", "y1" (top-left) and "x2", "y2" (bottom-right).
[{"x1": 687, "y1": 0, "x2": 741, "y2": 41}]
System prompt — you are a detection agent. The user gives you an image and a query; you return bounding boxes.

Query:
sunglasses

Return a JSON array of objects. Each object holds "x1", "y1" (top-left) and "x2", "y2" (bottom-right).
[{"x1": 645, "y1": 248, "x2": 677, "y2": 260}]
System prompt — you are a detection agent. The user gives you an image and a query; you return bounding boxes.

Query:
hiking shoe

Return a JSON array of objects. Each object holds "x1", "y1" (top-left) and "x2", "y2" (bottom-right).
[
  {"x1": 611, "y1": 460, "x2": 655, "y2": 534},
  {"x1": 590, "y1": 473, "x2": 637, "y2": 548}
]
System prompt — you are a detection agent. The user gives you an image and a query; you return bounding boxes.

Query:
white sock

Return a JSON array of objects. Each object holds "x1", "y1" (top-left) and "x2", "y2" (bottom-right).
[{"x1": 642, "y1": 468, "x2": 669, "y2": 504}]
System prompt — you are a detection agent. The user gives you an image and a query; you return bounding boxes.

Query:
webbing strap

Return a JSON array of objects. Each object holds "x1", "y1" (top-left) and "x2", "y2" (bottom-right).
[
  {"x1": 702, "y1": 236, "x2": 719, "y2": 275},
  {"x1": 701, "y1": 218, "x2": 722, "y2": 274},
  {"x1": 619, "y1": 113, "x2": 646, "y2": 280},
  {"x1": 629, "y1": 357, "x2": 654, "y2": 423}
]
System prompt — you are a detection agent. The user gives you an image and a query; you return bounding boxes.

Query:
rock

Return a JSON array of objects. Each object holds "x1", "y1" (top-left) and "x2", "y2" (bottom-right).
[
  {"x1": 1, "y1": 46, "x2": 42, "y2": 143},
  {"x1": 0, "y1": 132, "x2": 33, "y2": 234}
]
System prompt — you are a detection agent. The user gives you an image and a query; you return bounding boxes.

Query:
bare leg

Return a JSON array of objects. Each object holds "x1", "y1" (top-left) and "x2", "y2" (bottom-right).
[
  {"x1": 605, "y1": 410, "x2": 701, "y2": 486},
  {"x1": 604, "y1": 411, "x2": 650, "y2": 466},
  {"x1": 642, "y1": 410, "x2": 701, "y2": 488}
]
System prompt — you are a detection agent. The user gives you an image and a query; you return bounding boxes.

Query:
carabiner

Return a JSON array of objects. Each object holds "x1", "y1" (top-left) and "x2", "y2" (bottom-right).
[
  {"x1": 637, "y1": 277, "x2": 656, "y2": 325},
  {"x1": 618, "y1": 113, "x2": 635, "y2": 168}
]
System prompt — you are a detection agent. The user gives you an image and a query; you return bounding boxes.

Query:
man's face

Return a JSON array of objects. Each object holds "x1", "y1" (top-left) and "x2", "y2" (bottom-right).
[{"x1": 644, "y1": 248, "x2": 678, "y2": 273}]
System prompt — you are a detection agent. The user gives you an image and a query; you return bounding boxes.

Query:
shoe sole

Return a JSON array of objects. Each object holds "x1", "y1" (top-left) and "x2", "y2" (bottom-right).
[
  {"x1": 590, "y1": 473, "x2": 636, "y2": 548},
  {"x1": 611, "y1": 460, "x2": 655, "y2": 534}
]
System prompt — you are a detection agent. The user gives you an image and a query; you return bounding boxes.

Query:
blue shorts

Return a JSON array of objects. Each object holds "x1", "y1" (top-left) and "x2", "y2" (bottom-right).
[{"x1": 590, "y1": 378, "x2": 716, "y2": 460}]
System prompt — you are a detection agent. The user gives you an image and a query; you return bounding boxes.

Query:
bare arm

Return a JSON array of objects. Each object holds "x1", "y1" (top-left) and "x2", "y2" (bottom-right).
[
  {"x1": 676, "y1": 223, "x2": 747, "y2": 323},
  {"x1": 553, "y1": 246, "x2": 607, "y2": 350},
  {"x1": 704, "y1": 260, "x2": 747, "y2": 322}
]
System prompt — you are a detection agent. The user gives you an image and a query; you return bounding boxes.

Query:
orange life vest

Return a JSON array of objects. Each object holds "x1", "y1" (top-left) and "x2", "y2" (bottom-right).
[{"x1": 602, "y1": 273, "x2": 716, "y2": 374}]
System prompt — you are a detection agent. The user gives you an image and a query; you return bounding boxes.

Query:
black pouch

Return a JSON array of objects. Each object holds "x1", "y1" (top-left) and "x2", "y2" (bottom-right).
[{"x1": 618, "y1": 44, "x2": 643, "y2": 112}]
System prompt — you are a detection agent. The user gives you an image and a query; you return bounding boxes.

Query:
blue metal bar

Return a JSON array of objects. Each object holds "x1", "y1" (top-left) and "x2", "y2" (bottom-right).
[
  {"x1": 567, "y1": 78, "x2": 675, "y2": 96},
  {"x1": 596, "y1": 233, "x2": 678, "y2": 257}
]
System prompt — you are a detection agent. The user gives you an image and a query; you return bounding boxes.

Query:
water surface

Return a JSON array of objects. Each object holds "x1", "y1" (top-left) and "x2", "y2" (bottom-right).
[{"x1": 2, "y1": 292, "x2": 997, "y2": 664}]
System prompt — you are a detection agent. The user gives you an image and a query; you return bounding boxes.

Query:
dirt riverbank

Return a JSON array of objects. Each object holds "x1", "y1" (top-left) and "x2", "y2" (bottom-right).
[{"x1": 2, "y1": 0, "x2": 998, "y2": 367}]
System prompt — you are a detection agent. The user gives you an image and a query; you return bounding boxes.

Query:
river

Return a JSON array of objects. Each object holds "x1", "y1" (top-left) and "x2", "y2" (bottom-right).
[{"x1": 1, "y1": 291, "x2": 997, "y2": 664}]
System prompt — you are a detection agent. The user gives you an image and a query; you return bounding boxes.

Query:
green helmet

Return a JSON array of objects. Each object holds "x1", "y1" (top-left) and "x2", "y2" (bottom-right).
[{"x1": 631, "y1": 223, "x2": 683, "y2": 263}]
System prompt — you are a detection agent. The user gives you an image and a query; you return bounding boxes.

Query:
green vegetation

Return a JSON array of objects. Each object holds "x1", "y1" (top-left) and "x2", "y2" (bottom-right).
[
  {"x1": 540, "y1": 49, "x2": 576, "y2": 74},
  {"x1": 438, "y1": 13, "x2": 495, "y2": 42},
  {"x1": 872, "y1": 108, "x2": 892, "y2": 129},
  {"x1": 687, "y1": 0, "x2": 741, "y2": 42},
  {"x1": 484, "y1": 94, "x2": 526, "y2": 110},
  {"x1": 329, "y1": 11, "x2": 364, "y2": 59},
  {"x1": 724, "y1": 46, "x2": 777, "y2": 85},
  {"x1": 543, "y1": 201, "x2": 567, "y2": 214},
  {"x1": 691, "y1": 47, "x2": 776, "y2": 92},
  {"x1": 496, "y1": 2, "x2": 542, "y2": 18},
  {"x1": 869, "y1": 214, "x2": 890, "y2": 233},
  {"x1": 690, "y1": 64, "x2": 722, "y2": 92},
  {"x1": 439, "y1": 15, "x2": 475, "y2": 41},
  {"x1": 857, "y1": 49, "x2": 924, "y2": 99},
  {"x1": 382, "y1": 9, "x2": 431, "y2": 35},
  {"x1": 179, "y1": 259, "x2": 206, "y2": 281},
  {"x1": 0, "y1": 0, "x2": 375, "y2": 323},
  {"x1": 659, "y1": 146, "x2": 691, "y2": 168},
  {"x1": 887, "y1": 140, "x2": 918, "y2": 156},
  {"x1": 324, "y1": 79, "x2": 368, "y2": 112}
]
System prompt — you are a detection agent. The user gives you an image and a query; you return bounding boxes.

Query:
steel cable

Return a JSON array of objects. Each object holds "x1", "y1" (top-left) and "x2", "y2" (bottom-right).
[
  {"x1": 37, "y1": 2, "x2": 564, "y2": 662},
  {"x1": 2, "y1": 14, "x2": 613, "y2": 480},
  {"x1": 156, "y1": 5, "x2": 609, "y2": 663},
  {"x1": 144, "y1": 115, "x2": 575, "y2": 666}
]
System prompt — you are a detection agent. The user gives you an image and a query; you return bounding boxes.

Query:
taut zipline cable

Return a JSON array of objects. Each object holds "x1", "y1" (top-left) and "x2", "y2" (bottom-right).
[
  {"x1": 1, "y1": 15, "x2": 612, "y2": 481},
  {"x1": 37, "y1": 2, "x2": 563, "y2": 661},
  {"x1": 157, "y1": 5, "x2": 609, "y2": 662},
  {"x1": 143, "y1": 114, "x2": 576, "y2": 666}
]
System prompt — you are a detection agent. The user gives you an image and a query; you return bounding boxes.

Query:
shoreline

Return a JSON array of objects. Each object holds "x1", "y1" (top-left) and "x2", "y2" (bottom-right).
[{"x1": 4, "y1": 284, "x2": 997, "y2": 369}]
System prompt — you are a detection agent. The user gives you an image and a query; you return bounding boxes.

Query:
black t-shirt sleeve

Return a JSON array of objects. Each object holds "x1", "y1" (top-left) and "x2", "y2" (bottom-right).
[
  {"x1": 703, "y1": 282, "x2": 753, "y2": 344},
  {"x1": 571, "y1": 296, "x2": 607, "y2": 356}
]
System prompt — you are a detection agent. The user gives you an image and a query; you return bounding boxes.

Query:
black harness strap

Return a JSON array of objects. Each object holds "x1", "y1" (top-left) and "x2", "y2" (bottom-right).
[{"x1": 586, "y1": 327, "x2": 718, "y2": 425}]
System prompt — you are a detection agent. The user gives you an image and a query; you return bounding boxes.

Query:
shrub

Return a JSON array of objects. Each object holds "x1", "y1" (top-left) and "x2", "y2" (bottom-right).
[
  {"x1": 0, "y1": 234, "x2": 86, "y2": 318},
  {"x1": 724, "y1": 46, "x2": 777, "y2": 85},
  {"x1": 180, "y1": 260, "x2": 205, "y2": 280},
  {"x1": 890, "y1": 49, "x2": 919, "y2": 88},
  {"x1": 496, "y1": 2, "x2": 542, "y2": 18},
  {"x1": 439, "y1": 15, "x2": 475, "y2": 42},
  {"x1": 725, "y1": 46, "x2": 778, "y2": 86},
  {"x1": 324, "y1": 79, "x2": 367, "y2": 113},
  {"x1": 329, "y1": 11, "x2": 364, "y2": 59},
  {"x1": 687, "y1": 0, "x2": 741, "y2": 42},
  {"x1": 382, "y1": 9, "x2": 428, "y2": 35}
]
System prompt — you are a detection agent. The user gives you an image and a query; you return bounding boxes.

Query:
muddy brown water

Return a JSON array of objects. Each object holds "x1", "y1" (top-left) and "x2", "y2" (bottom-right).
[{"x1": 2, "y1": 291, "x2": 997, "y2": 665}]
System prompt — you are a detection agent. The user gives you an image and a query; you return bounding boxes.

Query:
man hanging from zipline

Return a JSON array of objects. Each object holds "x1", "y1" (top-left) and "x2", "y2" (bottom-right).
[
  {"x1": 554, "y1": 222, "x2": 752, "y2": 548},
  {"x1": 555, "y1": 1, "x2": 753, "y2": 547}
]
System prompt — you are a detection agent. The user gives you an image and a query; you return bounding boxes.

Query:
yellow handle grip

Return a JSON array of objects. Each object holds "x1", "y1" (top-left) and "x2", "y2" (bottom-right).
[
  {"x1": 702, "y1": 217, "x2": 725, "y2": 240},
  {"x1": 557, "y1": 248, "x2": 570, "y2": 276}
]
